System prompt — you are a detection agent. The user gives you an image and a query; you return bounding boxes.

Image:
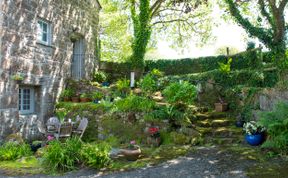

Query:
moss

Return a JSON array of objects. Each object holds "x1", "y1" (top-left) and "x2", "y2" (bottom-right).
[
  {"x1": 0, "y1": 156, "x2": 44, "y2": 176},
  {"x1": 247, "y1": 164, "x2": 288, "y2": 178}
]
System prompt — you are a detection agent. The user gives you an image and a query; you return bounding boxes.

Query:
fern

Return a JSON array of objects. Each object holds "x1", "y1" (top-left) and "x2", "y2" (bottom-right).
[{"x1": 259, "y1": 102, "x2": 288, "y2": 153}]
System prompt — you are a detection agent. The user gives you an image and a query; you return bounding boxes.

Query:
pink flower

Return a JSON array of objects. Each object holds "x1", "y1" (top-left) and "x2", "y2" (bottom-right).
[
  {"x1": 130, "y1": 140, "x2": 136, "y2": 145},
  {"x1": 47, "y1": 135, "x2": 54, "y2": 141}
]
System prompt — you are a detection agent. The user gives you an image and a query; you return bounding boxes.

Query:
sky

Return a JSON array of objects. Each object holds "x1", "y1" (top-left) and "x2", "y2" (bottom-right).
[{"x1": 154, "y1": 3, "x2": 250, "y2": 59}]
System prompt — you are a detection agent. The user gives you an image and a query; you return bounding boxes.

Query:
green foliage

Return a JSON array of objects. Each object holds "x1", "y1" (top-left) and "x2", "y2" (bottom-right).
[
  {"x1": 218, "y1": 58, "x2": 232, "y2": 74},
  {"x1": 60, "y1": 89, "x2": 75, "y2": 98},
  {"x1": 93, "y1": 71, "x2": 108, "y2": 83},
  {"x1": 163, "y1": 81, "x2": 197, "y2": 105},
  {"x1": 247, "y1": 41, "x2": 256, "y2": 50},
  {"x1": 81, "y1": 143, "x2": 111, "y2": 169},
  {"x1": 243, "y1": 121, "x2": 265, "y2": 135},
  {"x1": 161, "y1": 68, "x2": 278, "y2": 89},
  {"x1": 139, "y1": 68, "x2": 163, "y2": 93},
  {"x1": 80, "y1": 93, "x2": 90, "y2": 98},
  {"x1": 116, "y1": 78, "x2": 130, "y2": 95},
  {"x1": 0, "y1": 142, "x2": 32, "y2": 161},
  {"x1": 91, "y1": 91, "x2": 104, "y2": 100},
  {"x1": 42, "y1": 137, "x2": 82, "y2": 172},
  {"x1": 115, "y1": 94, "x2": 156, "y2": 112},
  {"x1": 258, "y1": 102, "x2": 288, "y2": 153}
]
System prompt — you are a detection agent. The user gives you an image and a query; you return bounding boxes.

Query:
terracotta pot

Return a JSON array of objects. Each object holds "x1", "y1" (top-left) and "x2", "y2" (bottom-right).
[
  {"x1": 71, "y1": 97, "x2": 80, "y2": 103},
  {"x1": 121, "y1": 146, "x2": 141, "y2": 161},
  {"x1": 63, "y1": 97, "x2": 71, "y2": 102},
  {"x1": 214, "y1": 103, "x2": 228, "y2": 112},
  {"x1": 80, "y1": 98, "x2": 91, "y2": 102}
]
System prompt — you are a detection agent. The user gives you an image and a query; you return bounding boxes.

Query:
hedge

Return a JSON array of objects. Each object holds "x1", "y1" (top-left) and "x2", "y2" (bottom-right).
[
  {"x1": 100, "y1": 49, "x2": 270, "y2": 77},
  {"x1": 160, "y1": 67, "x2": 278, "y2": 88}
]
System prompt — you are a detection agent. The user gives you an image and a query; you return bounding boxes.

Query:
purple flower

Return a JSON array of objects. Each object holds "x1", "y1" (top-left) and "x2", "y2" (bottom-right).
[{"x1": 130, "y1": 140, "x2": 136, "y2": 145}]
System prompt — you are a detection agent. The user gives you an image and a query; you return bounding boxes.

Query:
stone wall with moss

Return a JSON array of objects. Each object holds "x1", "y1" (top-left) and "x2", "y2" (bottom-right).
[{"x1": 0, "y1": 0, "x2": 101, "y2": 141}]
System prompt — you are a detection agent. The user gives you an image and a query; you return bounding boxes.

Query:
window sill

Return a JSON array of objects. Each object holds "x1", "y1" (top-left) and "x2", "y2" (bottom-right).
[{"x1": 36, "y1": 42, "x2": 55, "y2": 49}]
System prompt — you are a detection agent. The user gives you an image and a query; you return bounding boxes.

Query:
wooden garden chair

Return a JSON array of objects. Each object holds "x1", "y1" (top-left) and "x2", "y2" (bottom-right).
[
  {"x1": 54, "y1": 122, "x2": 73, "y2": 140},
  {"x1": 72, "y1": 118, "x2": 88, "y2": 139}
]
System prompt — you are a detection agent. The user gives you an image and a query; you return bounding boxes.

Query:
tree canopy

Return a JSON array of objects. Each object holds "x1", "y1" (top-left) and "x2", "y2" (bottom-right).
[{"x1": 224, "y1": 0, "x2": 288, "y2": 56}]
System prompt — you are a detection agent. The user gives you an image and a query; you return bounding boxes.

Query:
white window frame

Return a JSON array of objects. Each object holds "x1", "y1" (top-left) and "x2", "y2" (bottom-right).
[
  {"x1": 37, "y1": 19, "x2": 51, "y2": 45},
  {"x1": 19, "y1": 87, "x2": 35, "y2": 115}
]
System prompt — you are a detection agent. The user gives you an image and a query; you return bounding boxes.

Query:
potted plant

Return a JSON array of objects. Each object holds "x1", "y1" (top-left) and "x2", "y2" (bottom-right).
[
  {"x1": 147, "y1": 126, "x2": 161, "y2": 147},
  {"x1": 11, "y1": 73, "x2": 24, "y2": 84},
  {"x1": 214, "y1": 96, "x2": 228, "y2": 112},
  {"x1": 243, "y1": 121, "x2": 265, "y2": 146},
  {"x1": 91, "y1": 91, "x2": 103, "y2": 104},
  {"x1": 120, "y1": 140, "x2": 141, "y2": 161},
  {"x1": 60, "y1": 89, "x2": 74, "y2": 102},
  {"x1": 71, "y1": 92, "x2": 80, "y2": 103},
  {"x1": 80, "y1": 93, "x2": 91, "y2": 102}
]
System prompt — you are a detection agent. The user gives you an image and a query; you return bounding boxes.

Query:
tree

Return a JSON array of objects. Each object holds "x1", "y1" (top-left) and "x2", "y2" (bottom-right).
[
  {"x1": 99, "y1": 0, "x2": 132, "y2": 62},
  {"x1": 224, "y1": 0, "x2": 288, "y2": 58},
  {"x1": 129, "y1": 0, "x2": 212, "y2": 72}
]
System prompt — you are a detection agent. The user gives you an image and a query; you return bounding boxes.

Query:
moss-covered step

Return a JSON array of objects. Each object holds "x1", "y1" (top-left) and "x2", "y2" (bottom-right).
[
  {"x1": 195, "y1": 112, "x2": 227, "y2": 120},
  {"x1": 196, "y1": 118, "x2": 235, "y2": 128}
]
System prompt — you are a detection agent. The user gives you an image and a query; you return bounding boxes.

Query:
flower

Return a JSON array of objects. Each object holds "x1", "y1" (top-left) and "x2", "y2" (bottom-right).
[
  {"x1": 47, "y1": 135, "x2": 54, "y2": 141},
  {"x1": 148, "y1": 127, "x2": 159, "y2": 135},
  {"x1": 243, "y1": 121, "x2": 265, "y2": 135},
  {"x1": 130, "y1": 140, "x2": 136, "y2": 145},
  {"x1": 128, "y1": 140, "x2": 137, "y2": 149}
]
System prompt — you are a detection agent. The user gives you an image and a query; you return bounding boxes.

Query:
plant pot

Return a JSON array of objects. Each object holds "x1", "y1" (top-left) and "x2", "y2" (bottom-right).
[
  {"x1": 71, "y1": 97, "x2": 80, "y2": 103},
  {"x1": 214, "y1": 103, "x2": 228, "y2": 112},
  {"x1": 63, "y1": 97, "x2": 71, "y2": 102},
  {"x1": 80, "y1": 98, "x2": 91, "y2": 102},
  {"x1": 30, "y1": 143, "x2": 42, "y2": 152},
  {"x1": 245, "y1": 133, "x2": 264, "y2": 146},
  {"x1": 121, "y1": 147, "x2": 141, "y2": 161}
]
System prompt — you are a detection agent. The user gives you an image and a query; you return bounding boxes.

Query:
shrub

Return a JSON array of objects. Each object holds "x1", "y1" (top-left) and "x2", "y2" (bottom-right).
[
  {"x1": 258, "y1": 102, "x2": 288, "y2": 153},
  {"x1": 139, "y1": 74, "x2": 157, "y2": 93},
  {"x1": 81, "y1": 143, "x2": 111, "y2": 169},
  {"x1": 116, "y1": 78, "x2": 130, "y2": 95},
  {"x1": 93, "y1": 71, "x2": 108, "y2": 83},
  {"x1": 91, "y1": 91, "x2": 104, "y2": 100},
  {"x1": 163, "y1": 81, "x2": 197, "y2": 105},
  {"x1": 0, "y1": 142, "x2": 32, "y2": 161},
  {"x1": 115, "y1": 94, "x2": 156, "y2": 112},
  {"x1": 60, "y1": 89, "x2": 75, "y2": 98},
  {"x1": 42, "y1": 137, "x2": 82, "y2": 172}
]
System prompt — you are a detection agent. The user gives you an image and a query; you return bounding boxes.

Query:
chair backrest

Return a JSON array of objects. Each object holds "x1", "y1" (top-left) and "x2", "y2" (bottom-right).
[
  {"x1": 76, "y1": 118, "x2": 88, "y2": 138},
  {"x1": 37, "y1": 120, "x2": 46, "y2": 134},
  {"x1": 47, "y1": 117, "x2": 61, "y2": 127},
  {"x1": 58, "y1": 122, "x2": 73, "y2": 137},
  {"x1": 77, "y1": 118, "x2": 88, "y2": 131}
]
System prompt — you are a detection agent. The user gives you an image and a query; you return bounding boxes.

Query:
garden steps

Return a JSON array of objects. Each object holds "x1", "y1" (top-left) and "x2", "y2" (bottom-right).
[{"x1": 194, "y1": 111, "x2": 244, "y2": 146}]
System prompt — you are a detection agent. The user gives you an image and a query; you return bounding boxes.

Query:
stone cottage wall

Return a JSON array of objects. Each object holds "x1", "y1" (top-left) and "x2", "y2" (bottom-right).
[{"x1": 0, "y1": 0, "x2": 101, "y2": 141}]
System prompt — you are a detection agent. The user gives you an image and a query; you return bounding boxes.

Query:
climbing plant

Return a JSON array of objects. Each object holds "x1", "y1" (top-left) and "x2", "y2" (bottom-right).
[
  {"x1": 129, "y1": 0, "x2": 211, "y2": 72},
  {"x1": 224, "y1": 0, "x2": 288, "y2": 61}
]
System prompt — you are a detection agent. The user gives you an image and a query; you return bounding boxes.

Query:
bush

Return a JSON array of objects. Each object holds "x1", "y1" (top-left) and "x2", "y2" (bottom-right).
[
  {"x1": 60, "y1": 89, "x2": 75, "y2": 98},
  {"x1": 139, "y1": 69, "x2": 164, "y2": 93},
  {"x1": 0, "y1": 142, "x2": 32, "y2": 161},
  {"x1": 258, "y1": 102, "x2": 288, "y2": 153},
  {"x1": 93, "y1": 71, "x2": 108, "y2": 83},
  {"x1": 81, "y1": 143, "x2": 111, "y2": 169},
  {"x1": 115, "y1": 95, "x2": 156, "y2": 112},
  {"x1": 116, "y1": 78, "x2": 130, "y2": 95},
  {"x1": 42, "y1": 137, "x2": 82, "y2": 172},
  {"x1": 163, "y1": 81, "x2": 197, "y2": 105}
]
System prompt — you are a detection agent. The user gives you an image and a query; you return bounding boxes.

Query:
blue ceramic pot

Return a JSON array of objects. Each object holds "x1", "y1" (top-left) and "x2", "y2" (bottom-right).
[
  {"x1": 245, "y1": 134, "x2": 264, "y2": 146},
  {"x1": 102, "y1": 82, "x2": 110, "y2": 87}
]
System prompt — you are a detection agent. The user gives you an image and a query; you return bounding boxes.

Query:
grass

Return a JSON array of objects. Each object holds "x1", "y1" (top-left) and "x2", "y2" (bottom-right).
[{"x1": 0, "y1": 156, "x2": 44, "y2": 176}]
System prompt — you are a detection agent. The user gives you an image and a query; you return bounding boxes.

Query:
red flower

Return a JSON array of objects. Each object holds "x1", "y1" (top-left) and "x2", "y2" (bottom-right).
[{"x1": 149, "y1": 127, "x2": 159, "y2": 134}]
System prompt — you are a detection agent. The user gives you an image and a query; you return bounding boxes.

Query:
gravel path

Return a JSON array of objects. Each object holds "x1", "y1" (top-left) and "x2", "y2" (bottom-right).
[{"x1": 4, "y1": 146, "x2": 257, "y2": 178}]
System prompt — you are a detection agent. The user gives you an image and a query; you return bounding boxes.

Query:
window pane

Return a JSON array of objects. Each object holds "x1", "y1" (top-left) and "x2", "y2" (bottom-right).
[
  {"x1": 42, "y1": 23, "x2": 47, "y2": 33},
  {"x1": 42, "y1": 33, "x2": 47, "y2": 42},
  {"x1": 19, "y1": 89, "x2": 21, "y2": 110}
]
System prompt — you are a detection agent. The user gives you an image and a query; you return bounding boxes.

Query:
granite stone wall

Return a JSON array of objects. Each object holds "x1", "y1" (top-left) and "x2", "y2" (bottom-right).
[{"x1": 0, "y1": 0, "x2": 101, "y2": 141}]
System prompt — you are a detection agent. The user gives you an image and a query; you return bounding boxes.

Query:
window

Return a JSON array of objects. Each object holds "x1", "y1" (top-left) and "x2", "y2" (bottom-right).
[
  {"x1": 37, "y1": 19, "x2": 51, "y2": 45},
  {"x1": 19, "y1": 87, "x2": 35, "y2": 114}
]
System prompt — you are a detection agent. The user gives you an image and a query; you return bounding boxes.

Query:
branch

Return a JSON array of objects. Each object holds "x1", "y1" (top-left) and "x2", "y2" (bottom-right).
[
  {"x1": 225, "y1": 0, "x2": 273, "y2": 48},
  {"x1": 151, "y1": 0, "x2": 164, "y2": 17},
  {"x1": 279, "y1": 0, "x2": 288, "y2": 12},
  {"x1": 258, "y1": 0, "x2": 274, "y2": 26},
  {"x1": 152, "y1": 19, "x2": 188, "y2": 26}
]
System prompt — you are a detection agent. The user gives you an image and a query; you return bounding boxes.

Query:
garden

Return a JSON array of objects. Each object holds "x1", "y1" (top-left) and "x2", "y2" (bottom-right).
[{"x1": 1, "y1": 0, "x2": 288, "y2": 177}]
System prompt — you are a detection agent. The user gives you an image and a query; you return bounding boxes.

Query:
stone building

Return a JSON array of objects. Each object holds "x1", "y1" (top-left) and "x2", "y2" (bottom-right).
[{"x1": 0, "y1": 0, "x2": 101, "y2": 141}]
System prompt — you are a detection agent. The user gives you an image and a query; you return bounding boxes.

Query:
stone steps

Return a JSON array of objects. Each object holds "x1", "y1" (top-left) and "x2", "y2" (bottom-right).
[{"x1": 194, "y1": 111, "x2": 244, "y2": 146}]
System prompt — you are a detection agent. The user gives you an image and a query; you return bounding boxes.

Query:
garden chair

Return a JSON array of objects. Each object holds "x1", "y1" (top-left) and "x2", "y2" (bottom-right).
[
  {"x1": 54, "y1": 122, "x2": 73, "y2": 140},
  {"x1": 46, "y1": 117, "x2": 61, "y2": 134},
  {"x1": 72, "y1": 118, "x2": 88, "y2": 139}
]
